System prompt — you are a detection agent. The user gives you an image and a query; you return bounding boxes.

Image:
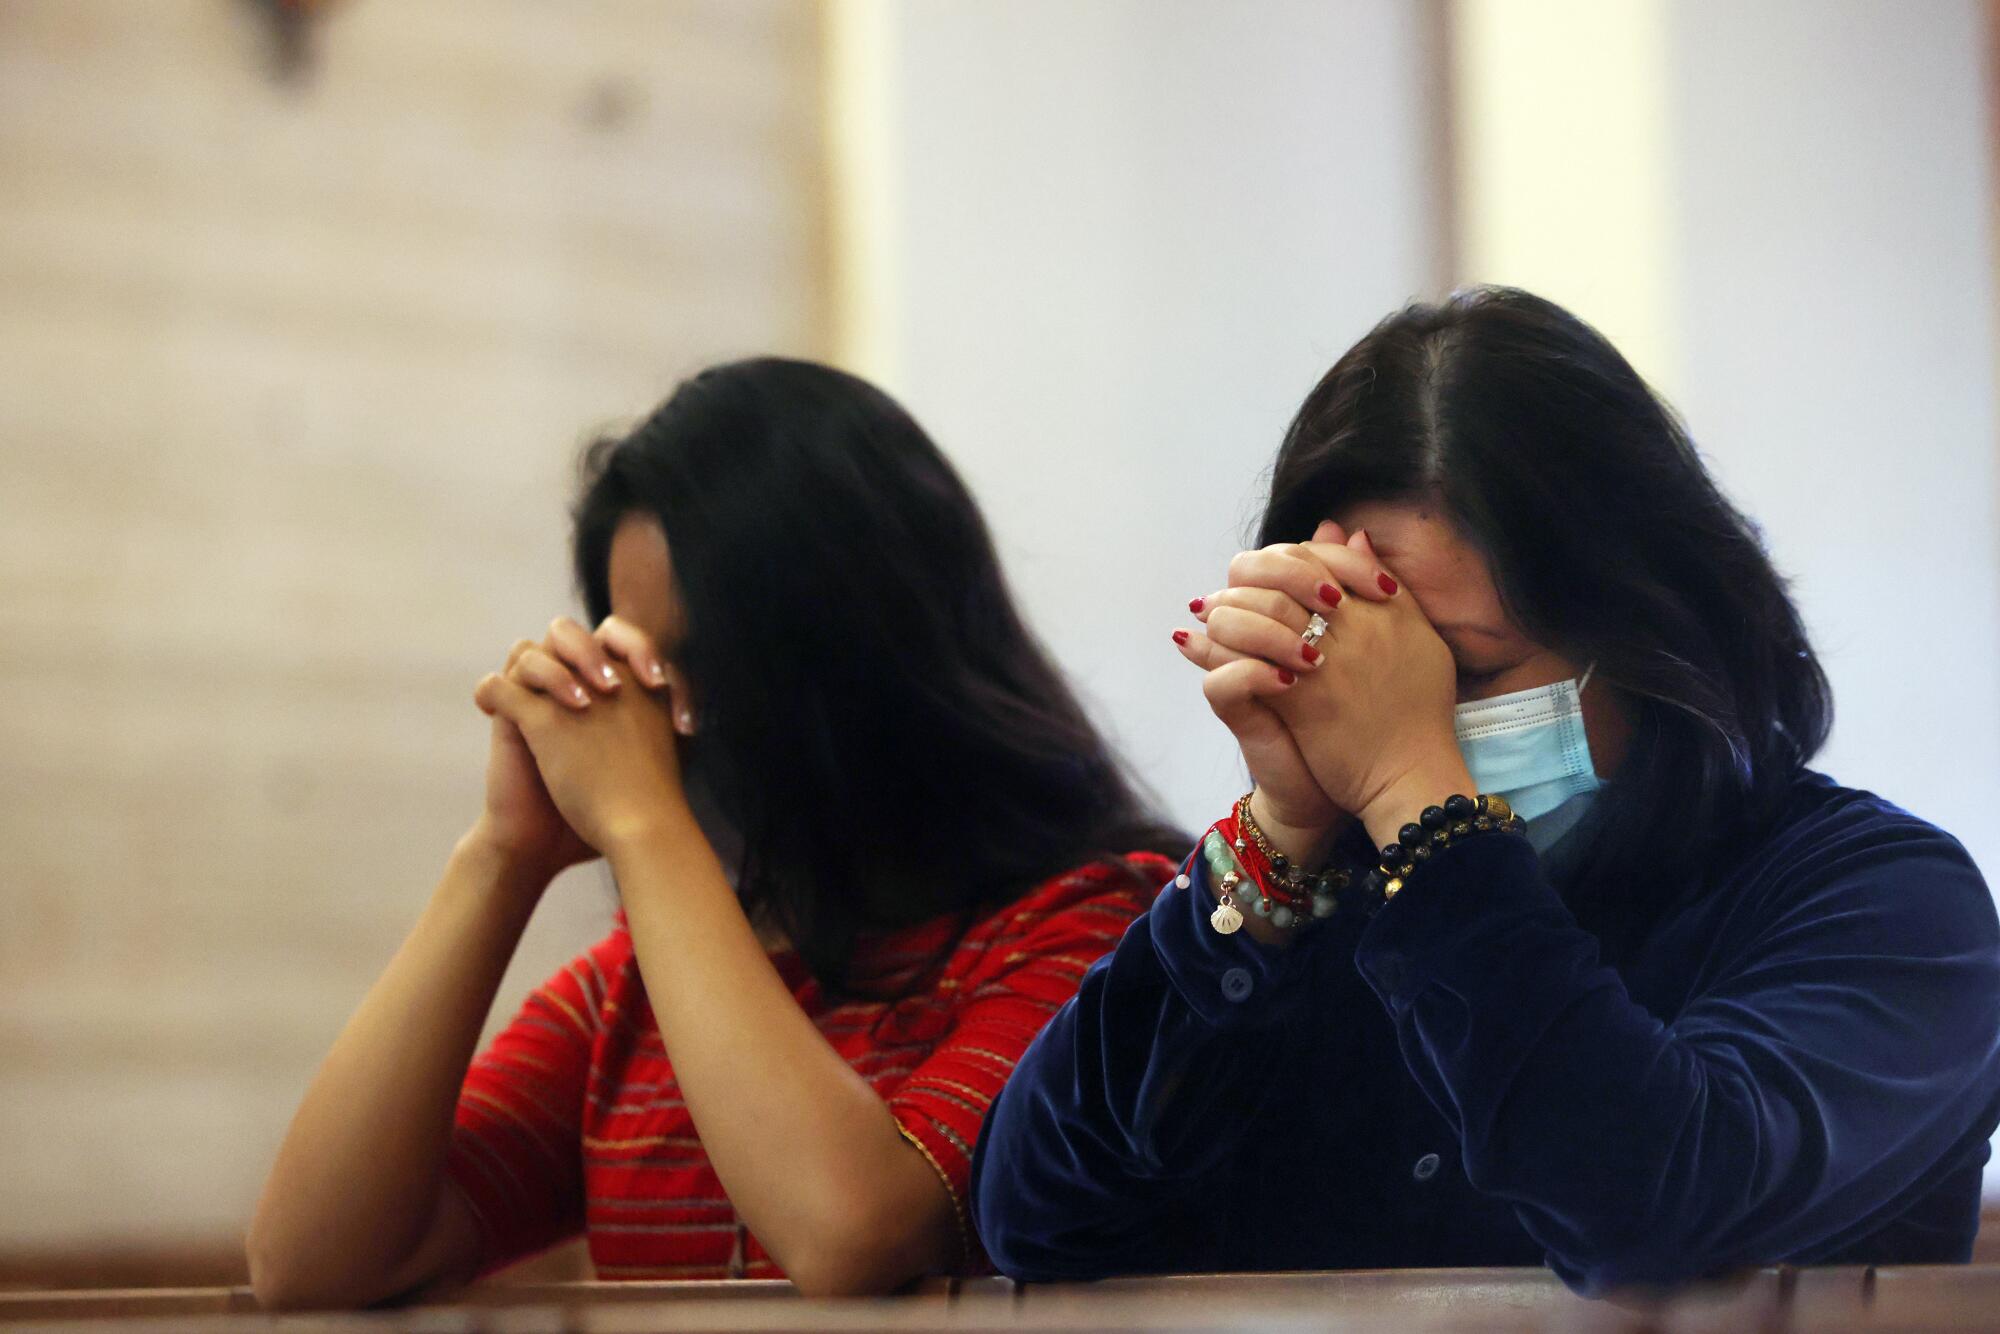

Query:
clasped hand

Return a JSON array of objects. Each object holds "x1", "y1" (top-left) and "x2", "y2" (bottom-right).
[
  {"x1": 470, "y1": 615, "x2": 693, "y2": 872},
  {"x1": 1174, "y1": 521, "x2": 1471, "y2": 852}
]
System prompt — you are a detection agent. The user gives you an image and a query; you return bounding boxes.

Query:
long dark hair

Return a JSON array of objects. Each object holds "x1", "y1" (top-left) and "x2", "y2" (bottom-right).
[
  {"x1": 574, "y1": 358, "x2": 1183, "y2": 994},
  {"x1": 1261, "y1": 287, "x2": 1832, "y2": 901}
]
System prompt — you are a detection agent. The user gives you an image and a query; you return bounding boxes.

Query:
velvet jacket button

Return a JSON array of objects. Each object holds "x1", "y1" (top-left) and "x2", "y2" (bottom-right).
[
  {"x1": 1220, "y1": 968, "x2": 1253, "y2": 1002},
  {"x1": 1412, "y1": 1152, "x2": 1441, "y2": 1182}
]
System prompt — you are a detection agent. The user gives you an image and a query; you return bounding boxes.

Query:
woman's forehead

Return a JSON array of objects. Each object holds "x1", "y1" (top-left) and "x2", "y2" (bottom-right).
[
  {"x1": 1330, "y1": 501, "x2": 1482, "y2": 585},
  {"x1": 1332, "y1": 500, "x2": 1520, "y2": 648},
  {"x1": 607, "y1": 514, "x2": 682, "y2": 647}
]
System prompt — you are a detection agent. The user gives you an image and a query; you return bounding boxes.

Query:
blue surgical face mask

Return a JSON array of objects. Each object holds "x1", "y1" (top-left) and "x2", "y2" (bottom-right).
[{"x1": 1452, "y1": 664, "x2": 1600, "y2": 824}]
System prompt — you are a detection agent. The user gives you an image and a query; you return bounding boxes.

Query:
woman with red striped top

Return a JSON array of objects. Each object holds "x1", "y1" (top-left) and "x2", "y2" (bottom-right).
[{"x1": 246, "y1": 360, "x2": 1183, "y2": 1307}]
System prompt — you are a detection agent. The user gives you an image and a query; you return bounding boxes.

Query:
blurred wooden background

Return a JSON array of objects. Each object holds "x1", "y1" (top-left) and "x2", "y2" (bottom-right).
[{"x1": 0, "y1": 0, "x2": 827, "y2": 1284}]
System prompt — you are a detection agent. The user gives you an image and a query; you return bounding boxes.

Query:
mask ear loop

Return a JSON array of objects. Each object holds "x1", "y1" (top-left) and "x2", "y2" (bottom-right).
[{"x1": 1577, "y1": 661, "x2": 1597, "y2": 694}]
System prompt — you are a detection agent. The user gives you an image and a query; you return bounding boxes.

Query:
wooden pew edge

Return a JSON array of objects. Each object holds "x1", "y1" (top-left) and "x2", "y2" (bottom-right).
[{"x1": 1, "y1": 1262, "x2": 1977, "y2": 1324}]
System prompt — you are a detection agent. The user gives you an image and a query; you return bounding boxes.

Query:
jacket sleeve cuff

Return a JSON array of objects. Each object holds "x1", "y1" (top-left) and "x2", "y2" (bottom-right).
[
  {"x1": 1355, "y1": 830, "x2": 1567, "y2": 1007},
  {"x1": 1146, "y1": 842, "x2": 1326, "y2": 1030}
]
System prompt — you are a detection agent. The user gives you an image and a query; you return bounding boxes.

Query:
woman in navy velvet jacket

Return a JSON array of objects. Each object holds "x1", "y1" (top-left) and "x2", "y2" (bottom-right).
[{"x1": 969, "y1": 288, "x2": 2000, "y2": 1293}]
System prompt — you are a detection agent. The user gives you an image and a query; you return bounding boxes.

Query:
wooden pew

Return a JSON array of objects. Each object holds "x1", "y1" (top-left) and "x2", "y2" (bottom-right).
[{"x1": 0, "y1": 1265, "x2": 1991, "y2": 1331}]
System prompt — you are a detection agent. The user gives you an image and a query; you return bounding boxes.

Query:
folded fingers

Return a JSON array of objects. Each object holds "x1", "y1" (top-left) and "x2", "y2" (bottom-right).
[
  {"x1": 1205, "y1": 604, "x2": 1327, "y2": 670},
  {"x1": 594, "y1": 614, "x2": 670, "y2": 687},
  {"x1": 511, "y1": 645, "x2": 593, "y2": 709},
  {"x1": 546, "y1": 616, "x2": 622, "y2": 694},
  {"x1": 1191, "y1": 586, "x2": 1313, "y2": 635},
  {"x1": 1172, "y1": 625, "x2": 1300, "y2": 684},
  {"x1": 1226, "y1": 546, "x2": 1348, "y2": 614}
]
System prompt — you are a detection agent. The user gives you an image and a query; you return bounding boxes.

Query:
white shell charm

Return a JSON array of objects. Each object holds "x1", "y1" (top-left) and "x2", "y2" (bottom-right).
[{"x1": 1210, "y1": 894, "x2": 1244, "y2": 935}]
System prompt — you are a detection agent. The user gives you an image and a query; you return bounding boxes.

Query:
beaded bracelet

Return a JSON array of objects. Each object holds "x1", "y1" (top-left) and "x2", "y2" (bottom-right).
[
  {"x1": 1367, "y1": 792, "x2": 1526, "y2": 902},
  {"x1": 1197, "y1": 827, "x2": 1253, "y2": 934},
  {"x1": 1232, "y1": 793, "x2": 1349, "y2": 921},
  {"x1": 1197, "y1": 801, "x2": 1350, "y2": 935}
]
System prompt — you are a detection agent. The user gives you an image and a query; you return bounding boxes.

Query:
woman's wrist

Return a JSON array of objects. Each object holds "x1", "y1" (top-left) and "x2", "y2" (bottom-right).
[
  {"x1": 454, "y1": 822, "x2": 567, "y2": 903},
  {"x1": 600, "y1": 802, "x2": 711, "y2": 880},
  {"x1": 1357, "y1": 754, "x2": 1478, "y2": 850},
  {"x1": 1247, "y1": 789, "x2": 1340, "y2": 866}
]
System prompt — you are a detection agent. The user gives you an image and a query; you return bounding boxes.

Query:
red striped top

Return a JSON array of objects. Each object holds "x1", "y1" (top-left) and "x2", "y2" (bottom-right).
[{"x1": 444, "y1": 853, "x2": 1172, "y2": 1280}]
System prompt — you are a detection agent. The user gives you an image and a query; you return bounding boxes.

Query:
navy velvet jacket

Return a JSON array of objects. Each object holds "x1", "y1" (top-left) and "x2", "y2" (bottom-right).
[{"x1": 969, "y1": 772, "x2": 2000, "y2": 1293}]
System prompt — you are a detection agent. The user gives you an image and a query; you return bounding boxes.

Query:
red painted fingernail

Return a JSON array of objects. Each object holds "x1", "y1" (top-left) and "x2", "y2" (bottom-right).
[
  {"x1": 1377, "y1": 572, "x2": 1398, "y2": 596},
  {"x1": 1277, "y1": 668, "x2": 1296, "y2": 685},
  {"x1": 1172, "y1": 629, "x2": 1191, "y2": 646},
  {"x1": 1300, "y1": 643, "x2": 1320, "y2": 664},
  {"x1": 1319, "y1": 582, "x2": 1342, "y2": 607},
  {"x1": 1188, "y1": 597, "x2": 1204, "y2": 613}
]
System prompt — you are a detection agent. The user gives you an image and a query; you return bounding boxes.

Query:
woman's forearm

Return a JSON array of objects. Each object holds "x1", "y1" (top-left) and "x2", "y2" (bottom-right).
[
  {"x1": 246, "y1": 830, "x2": 550, "y2": 1308},
  {"x1": 1353, "y1": 829, "x2": 1999, "y2": 1292},
  {"x1": 606, "y1": 813, "x2": 955, "y2": 1296}
]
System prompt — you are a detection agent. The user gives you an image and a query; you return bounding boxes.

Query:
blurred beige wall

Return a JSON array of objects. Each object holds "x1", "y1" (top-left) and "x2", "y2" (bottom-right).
[{"x1": 0, "y1": 0, "x2": 827, "y2": 1271}]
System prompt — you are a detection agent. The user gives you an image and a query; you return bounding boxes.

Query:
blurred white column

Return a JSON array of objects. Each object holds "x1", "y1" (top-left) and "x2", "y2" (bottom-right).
[{"x1": 1451, "y1": 0, "x2": 1678, "y2": 386}]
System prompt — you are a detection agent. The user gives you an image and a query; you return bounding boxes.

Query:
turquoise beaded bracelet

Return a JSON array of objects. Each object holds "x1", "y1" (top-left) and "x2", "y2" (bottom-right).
[{"x1": 1197, "y1": 828, "x2": 1339, "y2": 934}]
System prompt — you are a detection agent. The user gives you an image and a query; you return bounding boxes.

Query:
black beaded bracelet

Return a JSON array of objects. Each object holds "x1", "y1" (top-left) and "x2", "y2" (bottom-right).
[{"x1": 1368, "y1": 793, "x2": 1527, "y2": 902}]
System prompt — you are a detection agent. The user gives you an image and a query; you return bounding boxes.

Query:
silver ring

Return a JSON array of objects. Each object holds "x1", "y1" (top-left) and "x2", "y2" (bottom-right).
[{"x1": 1301, "y1": 613, "x2": 1328, "y2": 650}]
